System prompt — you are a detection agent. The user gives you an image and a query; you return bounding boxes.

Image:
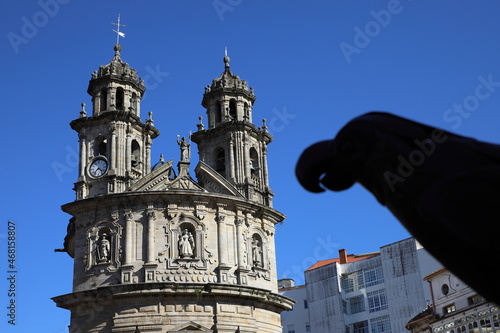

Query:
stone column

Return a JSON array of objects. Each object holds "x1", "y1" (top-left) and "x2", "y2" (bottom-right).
[
  {"x1": 262, "y1": 143, "x2": 270, "y2": 189},
  {"x1": 217, "y1": 215, "x2": 229, "y2": 268},
  {"x1": 110, "y1": 123, "x2": 116, "y2": 170},
  {"x1": 228, "y1": 134, "x2": 235, "y2": 181},
  {"x1": 121, "y1": 211, "x2": 135, "y2": 284},
  {"x1": 146, "y1": 209, "x2": 156, "y2": 264},
  {"x1": 144, "y1": 208, "x2": 158, "y2": 283},
  {"x1": 125, "y1": 127, "x2": 131, "y2": 174},
  {"x1": 78, "y1": 133, "x2": 86, "y2": 178},
  {"x1": 235, "y1": 217, "x2": 245, "y2": 269},
  {"x1": 145, "y1": 136, "x2": 152, "y2": 175},
  {"x1": 124, "y1": 211, "x2": 134, "y2": 265}
]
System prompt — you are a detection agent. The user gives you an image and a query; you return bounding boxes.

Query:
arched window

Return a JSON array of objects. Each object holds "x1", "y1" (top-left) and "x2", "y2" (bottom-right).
[
  {"x1": 131, "y1": 140, "x2": 140, "y2": 168},
  {"x1": 130, "y1": 92, "x2": 137, "y2": 111},
  {"x1": 214, "y1": 101, "x2": 222, "y2": 124},
  {"x1": 229, "y1": 99, "x2": 237, "y2": 120},
  {"x1": 100, "y1": 88, "x2": 107, "y2": 111},
  {"x1": 244, "y1": 102, "x2": 249, "y2": 120},
  {"x1": 116, "y1": 87, "x2": 124, "y2": 110},
  {"x1": 251, "y1": 234, "x2": 263, "y2": 268},
  {"x1": 94, "y1": 136, "x2": 107, "y2": 156},
  {"x1": 249, "y1": 148, "x2": 259, "y2": 177},
  {"x1": 215, "y1": 148, "x2": 225, "y2": 176}
]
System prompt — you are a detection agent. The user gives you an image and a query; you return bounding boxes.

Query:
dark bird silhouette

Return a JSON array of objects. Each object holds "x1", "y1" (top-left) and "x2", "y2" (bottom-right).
[{"x1": 296, "y1": 112, "x2": 500, "y2": 304}]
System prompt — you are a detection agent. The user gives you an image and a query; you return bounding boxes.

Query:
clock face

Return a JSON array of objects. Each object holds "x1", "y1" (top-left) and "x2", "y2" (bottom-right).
[{"x1": 89, "y1": 158, "x2": 108, "y2": 177}]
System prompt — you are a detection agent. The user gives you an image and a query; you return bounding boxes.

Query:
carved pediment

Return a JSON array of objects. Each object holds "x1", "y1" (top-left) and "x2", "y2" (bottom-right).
[
  {"x1": 195, "y1": 161, "x2": 244, "y2": 198},
  {"x1": 168, "y1": 176, "x2": 207, "y2": 191},
  {"x1": 128, "y1": 159, "x2": 175, "y2": 192},
  {"x1": 168, "y1": 321, "x2": 213, "y2": 332}
]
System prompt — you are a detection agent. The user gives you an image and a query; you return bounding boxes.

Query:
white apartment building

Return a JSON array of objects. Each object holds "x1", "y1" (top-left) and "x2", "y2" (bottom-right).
[
  {"x1": 280, "y1": 238, "x2": 442, "y2": 333},
  {"x1": 279, "y1": 279, "x2": 311, "y2": 333}
]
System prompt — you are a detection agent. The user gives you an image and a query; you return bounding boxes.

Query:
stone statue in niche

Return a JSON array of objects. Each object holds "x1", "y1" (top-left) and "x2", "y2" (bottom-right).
[
  {"x1": 178, "y1": 229, "x2": 195, "y2": 258},
  {"x1": 97, "y1": 233, "x2": 111, "y2": 263},
  {"x1": 252, "y1": 237, "x2": 262, "y2": 267}
]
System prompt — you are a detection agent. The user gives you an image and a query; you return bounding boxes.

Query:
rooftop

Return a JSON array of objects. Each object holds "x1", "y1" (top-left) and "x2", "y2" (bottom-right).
[{"x1": 306, "y1": 249, "x2": 379, "y2": 271}]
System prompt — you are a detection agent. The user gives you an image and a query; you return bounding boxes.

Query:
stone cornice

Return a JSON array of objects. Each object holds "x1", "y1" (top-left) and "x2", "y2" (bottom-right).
[
  {"x1": 61, "y1": 190, "x2": 286, "y2": 223},
  {"x1": 52, "y1": 282, "x2": 294, "y2": 312}
]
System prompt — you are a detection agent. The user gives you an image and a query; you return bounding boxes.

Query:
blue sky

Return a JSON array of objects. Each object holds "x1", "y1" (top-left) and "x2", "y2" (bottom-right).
[{"x1": 2, "y1": 0, "x2": 500, "y2": 331}]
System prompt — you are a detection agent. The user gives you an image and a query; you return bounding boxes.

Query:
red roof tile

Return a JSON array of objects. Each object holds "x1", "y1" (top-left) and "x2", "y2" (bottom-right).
[{"x1": 306, "y1": 253, "x2": 379, "y2": 271}]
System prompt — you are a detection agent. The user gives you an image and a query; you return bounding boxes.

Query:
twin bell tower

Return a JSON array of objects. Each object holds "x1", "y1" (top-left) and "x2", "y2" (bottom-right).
[{"x1": 52, "y1": 25, "x2": 292, "y2": 333}]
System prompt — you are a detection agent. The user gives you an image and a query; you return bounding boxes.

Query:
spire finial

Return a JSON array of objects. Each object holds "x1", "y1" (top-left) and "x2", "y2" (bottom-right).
[
  {"x1": 223, "y1": 46, "x2": 230, "y2": 69},
  {"x1": 79, "y1": 103, "x2": 87, "y2": 118},
  {"x1": 112, "y1": 14, "x2": 126, "y2": 45}
]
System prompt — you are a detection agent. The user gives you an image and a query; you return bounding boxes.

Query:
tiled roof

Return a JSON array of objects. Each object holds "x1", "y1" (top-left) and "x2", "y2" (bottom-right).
[
  {"x1": 423, "y1": 267, "x2": 447, "y2": 281},
  {"x1": 306, "y1": 252, "x2": 379, "y2": 271}
]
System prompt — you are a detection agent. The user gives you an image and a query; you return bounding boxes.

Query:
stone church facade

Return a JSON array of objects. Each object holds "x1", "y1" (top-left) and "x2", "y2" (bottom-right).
[{"x1": 52, "y1": 44, "x2": 293, "y2": 333}]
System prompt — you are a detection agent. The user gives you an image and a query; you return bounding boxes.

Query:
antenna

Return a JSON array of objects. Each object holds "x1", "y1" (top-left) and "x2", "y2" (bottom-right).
[{"x1": 112, "y1": 14, "x2": 126, "y2": 44}]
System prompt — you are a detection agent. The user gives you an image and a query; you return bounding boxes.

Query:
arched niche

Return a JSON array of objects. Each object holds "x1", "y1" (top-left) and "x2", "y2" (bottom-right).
[
  {"x1": 93, "y1": 135, "x2": 108, "y2": 157},
  {"x1": 131, "y1": 140, "x2": 141, "y2": 168},
  {"x1": 85, "y1": 220, "x2": 122, "y2": 271},
  {"x1": 163, "y1": 215, "x2": 208, "y2": 270},
  {"x1": 247, "y1": 227, "x2": 269, "y2": 271}
]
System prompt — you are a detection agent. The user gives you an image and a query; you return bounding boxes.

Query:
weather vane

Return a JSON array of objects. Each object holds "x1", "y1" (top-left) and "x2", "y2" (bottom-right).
[{"x1": 112, "y1": 14, "x2": 126, "y2": 45}]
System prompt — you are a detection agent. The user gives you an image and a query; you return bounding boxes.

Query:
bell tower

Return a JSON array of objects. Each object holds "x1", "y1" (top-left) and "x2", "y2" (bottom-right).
[
  {"x1": 53, "y1": 39, "x2": 292, "y2": 333},
  {"x1": 71, "y1": 44, "x2": 159, "y2": 199},
  {"x1": 191, "y1": 52, "x2": 274, "y2": 206}
]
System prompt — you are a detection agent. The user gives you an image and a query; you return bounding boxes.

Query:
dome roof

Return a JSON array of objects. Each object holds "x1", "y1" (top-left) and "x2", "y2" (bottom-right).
[
  {"x1": 89, "y1": 44, "x2": 144, "y2": 89},
  {"x1": 204, "y1": 54, "x2": 254, "y2": 95}
]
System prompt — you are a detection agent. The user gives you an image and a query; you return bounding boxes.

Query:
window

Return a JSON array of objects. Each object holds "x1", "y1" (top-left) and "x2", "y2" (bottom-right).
[
  {"x1": 303, "y1": 300, "x2": 308, "y2": 309},
  {"x1": 361, "y1": 266, "x2": 384, "y2": 288},
  {"x1": 131, "y1": 92, "x2": 137, "y2": 111},
  {"x1": 287, "y1": 324, "x2": 295, "y2": 333},
  {"x1": 229, "y1": 99, "x2": 237, "y2": 119},
  {"x1": 343, "y1": 300, "x2": 348, "y2": 314},
  {"x1": 215, "y1": 148, "x2": 225, "y2": 175},
  {"x1": 116, "y1": 87, "x2": 124, "y2": 110},
  {"x1": 305, "y1": 324, "x2": 311, "y2": 333},
  {"x1": 493, "y1": 315, "x2": 500, "y2": 328},
  {"x1": 100, "y1": 88, "x2": 107, "y2": 111},
  {"x1": 349, "y1": 295, "x2": 366, "y2": 314},
  {"x1": 131, "y1": 140, "x2": 140, "y2": 168},
  {"x1": 367, "y1": 289, "x2": 388, "y2": 313},
  {"x1": 441, "y1": 284, "x2": 450, "y2": 295},
  {"x1": 443, "y1": 304, "x2": 456, "y2": 314},
  {"x1": 342, "y1": 266, "x2": 384, "y2": 293},
  {"x1": 249, "y1": 148, "x2": 259, "y2": 177},
  {"x1": 342, "y1": 275, "x2": 355, "y2": 293},
  {"x1": 370, "y1": 315, "x2": 391, "y2": 333},
  {"x1": 352, "y1": 320, "x2": 369, "y2": 333},
  {"x1": 468, "y1": 295, "x2": 485, "y2": 306},
  {"x1": 214, "y1": 101, "x2": 222, "y2": 124}
]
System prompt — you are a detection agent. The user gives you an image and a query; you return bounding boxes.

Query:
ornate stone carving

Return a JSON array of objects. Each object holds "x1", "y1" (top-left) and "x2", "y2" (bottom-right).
[
  {"x1": 147, "y1": 210, "x2": 156, "y2": 220},
  {"x1": 124, "y1": 211, "x2": 134, "y2": 221}
]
